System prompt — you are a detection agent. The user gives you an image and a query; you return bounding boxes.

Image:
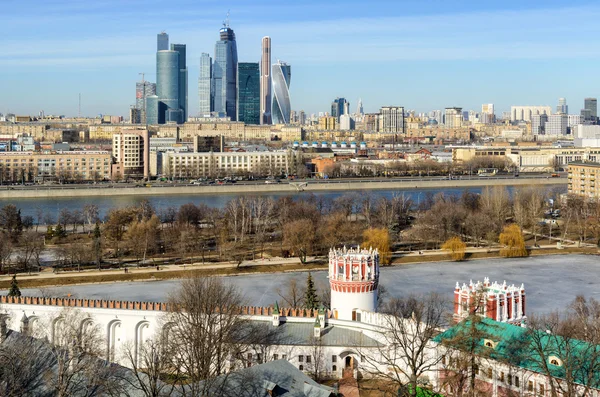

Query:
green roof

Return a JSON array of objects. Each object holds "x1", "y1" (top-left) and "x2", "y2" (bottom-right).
[{"x1": 435, "y1": 317, "x2": 600, "y2": 388}]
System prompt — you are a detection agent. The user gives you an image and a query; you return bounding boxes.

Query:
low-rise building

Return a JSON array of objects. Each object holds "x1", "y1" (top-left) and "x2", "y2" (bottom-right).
[
  {"x1": 0, "y1": 150, "x2": 111, "y2": 183},
  {"x1": 161, "y1": 150, "x2": 292, "y2": 178}
]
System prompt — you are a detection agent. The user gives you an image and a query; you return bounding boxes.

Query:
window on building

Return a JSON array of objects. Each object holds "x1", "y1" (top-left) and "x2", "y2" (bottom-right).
[
  {"x1": 473, "y1": 364, "x2": 479, "y2": 375},
  {"x1": 539, "y1": 384, "x2": 545, "y2": 395},
  {"x1": 273, "y1": 354, "x2": 278, "y2": 361},
  {"x1": 332, "y1": 365, "x2": 337, "y2": 372},
  {"x1": 247, "y1": 353, "x2": 252, "y2": 361},
  {"x1": 306, "y1": 355, "x2": 311, "y2": 364},
  {"x1": 507, "y1": 374, "x2": 512, "y2": 386},
  {"x1": 299, "y1": 365, "x2": 304, "y2": 371},
  {"x1": 332, "y1": 355, "x2": 337, "y2": 363},
  {"x1": 499, "y1": 372, "x2": 504, "y2": 382},
  {"x1": 487, "y1": 368, "x2": 493, "y2": 379},
  {"x1": 528, "y1": 381, "x2": 533, "y2": 392},
  {"x1": 282, "y1": 354, "x2": 287, "y2": 360},
  {"x1": 298, "y1": 355, "x2": 304, "y2": 363}
]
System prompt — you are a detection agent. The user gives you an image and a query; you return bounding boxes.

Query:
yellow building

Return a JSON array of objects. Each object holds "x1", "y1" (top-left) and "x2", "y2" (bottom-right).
[
  {"x1": 568, "y1": 162, "x2": 600, "y2": 198},
  {"x1": 0, "y1": 151, "x2": 112, "y2": 183},
  {"x1": 318, "y1": 117, "x2": 337, "y2": 131},
  {"x1": 162, "y1": 150, "x2": 292, "y2": 178}
]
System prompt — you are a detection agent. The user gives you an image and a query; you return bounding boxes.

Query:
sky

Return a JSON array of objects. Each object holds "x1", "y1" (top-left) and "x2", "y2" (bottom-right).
[{"x1": 3, "y1": 0, "x2": 600, "y2": 118}]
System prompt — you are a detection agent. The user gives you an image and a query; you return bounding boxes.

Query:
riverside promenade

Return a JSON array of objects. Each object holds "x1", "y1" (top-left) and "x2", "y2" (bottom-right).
[{"x1": 0, "y1": 176, "x2": 566, "y2": 199}]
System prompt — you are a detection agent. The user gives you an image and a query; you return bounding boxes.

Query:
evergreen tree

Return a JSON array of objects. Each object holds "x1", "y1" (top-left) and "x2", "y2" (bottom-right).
[
  {"x1": 304, "y1": 273, "x2": 319, "y2": 310},
  {"x1": 46, "y1": 225, "x2": 54, "y2": 239},
  {"x1": 8, "y1": 275, "x2": 21, "y2": 297},
  {"x1": 54, "y1": 223, "x2": 66, "y2": 239}
]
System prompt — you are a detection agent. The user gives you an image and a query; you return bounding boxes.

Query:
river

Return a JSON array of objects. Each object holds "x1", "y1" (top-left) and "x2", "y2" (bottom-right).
[
  {"x1": 20, "y1": 254, "x2": 600, "y2": 316},
  {"x1": 0, "y1": 185, "x2": 565, "y2": 221}
]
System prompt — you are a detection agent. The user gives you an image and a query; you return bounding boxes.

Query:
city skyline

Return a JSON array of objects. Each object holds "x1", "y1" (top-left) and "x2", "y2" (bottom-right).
[{"x1": 3, "y1": 0, "x2": 600, "y2": 117}]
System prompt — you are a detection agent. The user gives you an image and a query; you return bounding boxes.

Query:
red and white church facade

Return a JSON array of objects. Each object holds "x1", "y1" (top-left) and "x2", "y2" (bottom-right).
[{"x1": 453, "y1": 277, "x2": 526, "y2": 326}]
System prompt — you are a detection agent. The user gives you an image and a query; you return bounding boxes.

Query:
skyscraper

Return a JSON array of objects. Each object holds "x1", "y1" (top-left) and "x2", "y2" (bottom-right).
[
  {"x1": 171, "y1": 43, "x2": 188, "y2": 121},
  {"x1": 584, "y1": 98, "x2": 597, "y2": 122},
  {"x1": 331, "y1": 98, "x2": 348, "y2": 121},
  {"x1": 557, "y1": 98, "x2": 568, "y2": 114},
  {"x1": 272, "y1": 61, "x2": 291, "y2": 125},
  {"x1": 156, "y1": 50, "x2": 180, "y2": 124},
  {"x1": 357, "y1": 99, "x2": 364, "y2": 115},
  {"x1": 198, "y1": 53, "x2": 212, "y2": 115},
  {"x1": 260, "y1": 36, "x2": 272, "y2": 125},
  {"x1": 135, "y1": 81, "x2": 156, "y2": 124},
  {"x1": 157, "y1": 32, "x2": 169, "y2": 51},
  {"x1": 237, "y1": 62, "x2": 260, "y2": 125},
  {"x1": 213, "y1": 24, "x2": 238, "y2": 120}
]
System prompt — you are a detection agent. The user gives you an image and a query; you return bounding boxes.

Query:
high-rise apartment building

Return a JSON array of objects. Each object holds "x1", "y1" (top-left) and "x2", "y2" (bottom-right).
[
  {"x1": 237, "y1": 62, "x2": 260, "y2": 125},
  {"x1": 213, "y1": 25, "x2": 238, "y2": 120},
  {"x1": 531, "y1": 114, "x2": 548, "y2": 135},
  {"x1": 379, "y1": 106, "x2": 404, "y2": 133},
  {"x1": 331, "y1": 98, "x2": 348, "y2": 121},
  {"x1": 135, "y1": 81, "x2": 156, "y2": 124},
  {"x1": 157, "y1": 32, "x2": 169, "y2": 51},
  {"x1": 156, "y1": 50, "x2": 180, "y2": 124},
  {"x1": 198, "y1": 53, "x2": 212, "y2": 116},
  {"x1": 557, "y1": 98, "x2": 568, "y2": 114},
  {"x1": 444, "y1": 107, "x2": 463, "y2": 128},
  {"x1": 546, "y1": 114, "x2": 568, "y2": 135},
  {"x1": 272, "y1": 61, "x2": 291, "y2": 124},
  {"x1": 510, "y1": 106, "x2": 552, "y2": 122},
  {"x1": 170, "y1": 44, "x2": 188, "y2": 122},
  {"x1": 260, "y1": 37, "x2": 272, "y2": 125}
]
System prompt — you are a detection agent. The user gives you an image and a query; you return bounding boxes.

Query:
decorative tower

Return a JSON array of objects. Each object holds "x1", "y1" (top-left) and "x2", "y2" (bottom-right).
[
  {"x1": 453, "y1": 277, "x2": 526, "y2": 326},
  {"x1": 329, "y1": 246, "x2": 379, "y2": 321}
]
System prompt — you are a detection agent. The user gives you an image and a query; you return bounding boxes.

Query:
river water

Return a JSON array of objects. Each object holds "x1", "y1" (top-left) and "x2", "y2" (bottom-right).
[
  {"x1": 0, "y1": 185, "x2": 565, "y2": 221},
  {"x1": 20, "y1": 254, "x2": 600, "y2": 316}
]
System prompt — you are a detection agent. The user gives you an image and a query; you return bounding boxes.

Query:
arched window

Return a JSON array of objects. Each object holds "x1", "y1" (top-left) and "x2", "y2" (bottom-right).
[{"x1": 549, "y1": 356, "x2": 563, "y2": 366}]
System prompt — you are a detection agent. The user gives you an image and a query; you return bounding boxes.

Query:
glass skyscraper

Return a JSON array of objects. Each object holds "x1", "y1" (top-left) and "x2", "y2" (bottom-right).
[
  {"x1": 331, "y1": 98, "x2": 347, "y2": 121},
  {"x1": 237, "y1": 62, "x2": 260, "y2": 125},
  {"x1": 198, "y1": 53, "x2": 212, "y2": 115},
  {"x1": 272, "y1": 61, "x2": 291, "y2": 125},
  {"x1": 157, "y1": 32, "x2": 169, "y2": 51},
  {"x1": 170, "y1": 44, "x2": 188, "y2": 121},
  {"x1": 156, "y1": 50, "x2": 180, "y2": 124},
  {"x1": 212, "y1": 25, "x2": 238, "y2": 120},
  {"x1": 135, "y1": 81, "x2": 156, "y2": 124}
]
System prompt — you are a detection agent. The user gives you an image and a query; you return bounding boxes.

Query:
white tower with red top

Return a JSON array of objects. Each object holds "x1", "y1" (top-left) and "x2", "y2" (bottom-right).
[{"x1": 329, "y1": 246, "x2": 380, "y2": 321}]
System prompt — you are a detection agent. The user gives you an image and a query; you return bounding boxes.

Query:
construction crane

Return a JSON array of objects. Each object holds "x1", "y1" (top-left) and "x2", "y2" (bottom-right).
[{"x1": 139, "y1": 72, "x2": 145, "y2": 83}]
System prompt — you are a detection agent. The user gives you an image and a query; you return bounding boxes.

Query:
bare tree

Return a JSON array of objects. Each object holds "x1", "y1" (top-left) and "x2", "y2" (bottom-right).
[
  {"x1": 0, "y1": 326, "x2": 54, "y2": 397},
  {"x1": 513, "y1": 296, "x2": 600, "y2": 397},
  {"x1": 275, "y1": 277, "x2": 305, "y2": 308},
  {"x1": 119, "y1": 337, "x2": 178, "y2": 397},
  {"x1": 17, "y1": 231, "x2": 43, "y2": 273},
  {"x1": 360, "y1": 293, "x2": 448, "y2": 396},
  {"x1": 0, "y1": 232, "x2": 13, "y2": 273},
  {"x1": 43, "y1": 308, "x2": 126, "y2": 397},
  {"x1": 83, "y1": 204, "x2": 100, "y2": 226},
  {"x1": 165, "y1": 275, "x2": 249, "y2": 396},
  {"x1": 306, "y1": 335, "x2": 327, "y2": 383}
]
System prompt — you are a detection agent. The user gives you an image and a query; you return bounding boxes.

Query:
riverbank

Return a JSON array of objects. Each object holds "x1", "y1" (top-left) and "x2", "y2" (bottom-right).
[
  {"x1": 0, "y1": 177, "x2": 566, "y2": 199},
  {"x1": 1, "y1": 244, "x2": 593, "y2": 290}
]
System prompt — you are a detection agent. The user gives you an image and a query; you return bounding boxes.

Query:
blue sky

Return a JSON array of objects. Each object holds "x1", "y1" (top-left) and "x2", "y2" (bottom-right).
[{"x1": 3, "y1": 0, "x2": 600, "y2": 117}]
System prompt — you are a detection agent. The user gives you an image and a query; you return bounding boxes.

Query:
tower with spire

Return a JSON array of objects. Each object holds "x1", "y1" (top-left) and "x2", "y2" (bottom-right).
[{"x1": 328, "y1": 246, "x2": 379, "y2": 321}]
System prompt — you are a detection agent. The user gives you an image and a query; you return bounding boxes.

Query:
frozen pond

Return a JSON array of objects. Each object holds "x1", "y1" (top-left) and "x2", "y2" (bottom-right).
[{"x1": 21, "y1": 254, "x2": 600, "y2": 316}]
